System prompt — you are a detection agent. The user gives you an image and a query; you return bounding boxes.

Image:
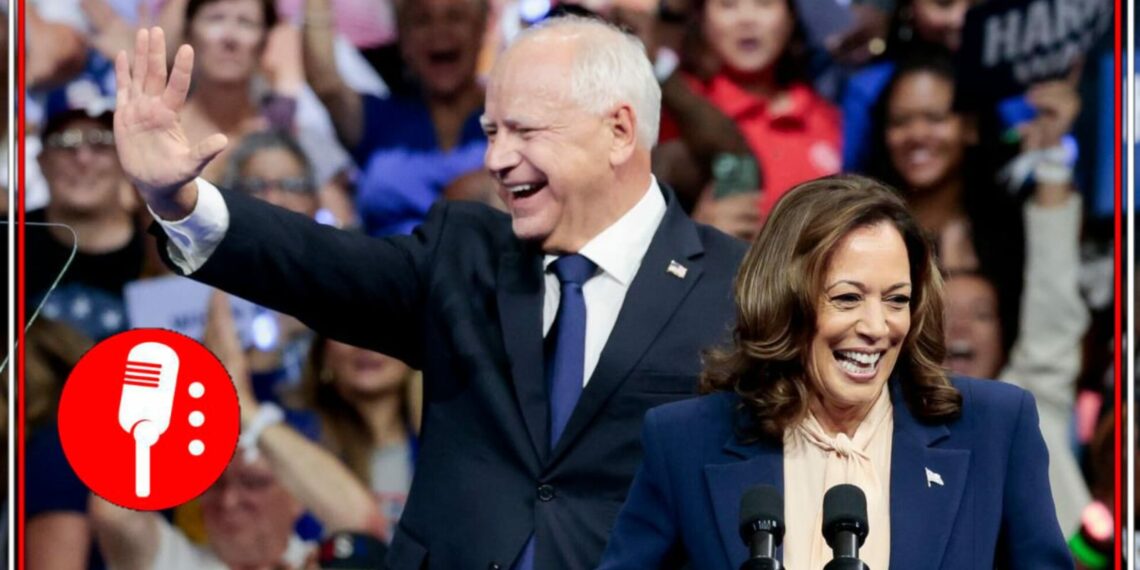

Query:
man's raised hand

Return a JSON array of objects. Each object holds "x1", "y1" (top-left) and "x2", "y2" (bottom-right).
[{"x1": 114, "y1": 27, "x2": 227, "y2": 219}]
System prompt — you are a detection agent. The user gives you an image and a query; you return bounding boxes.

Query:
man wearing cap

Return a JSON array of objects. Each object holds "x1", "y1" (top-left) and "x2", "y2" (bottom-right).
[{"x1": 27, "y1": 98, "x2": 141, "y2": 340}]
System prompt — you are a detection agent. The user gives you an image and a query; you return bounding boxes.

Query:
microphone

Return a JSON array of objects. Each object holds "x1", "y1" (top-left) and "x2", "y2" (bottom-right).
[
  {"x1": 738, "y1": 484, "x2": 784, "y2": 570},
  {"x1": 117, "y1": 342, "x2": 180, "y2": 497},
  {"x1": 822, "y1": 484, "x2": 871, "y2": 570}
]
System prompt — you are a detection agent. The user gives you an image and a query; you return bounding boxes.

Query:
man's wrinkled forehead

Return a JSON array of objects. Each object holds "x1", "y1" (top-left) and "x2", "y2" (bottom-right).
[{"x1": 483, "y1": 43, "x2": 576, "y2": 114}]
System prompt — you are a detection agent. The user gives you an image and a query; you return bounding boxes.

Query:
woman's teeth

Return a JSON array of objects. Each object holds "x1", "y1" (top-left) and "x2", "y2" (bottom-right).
[{"x1": 835, "y1": 350, "x2": 881, "y2": 374}]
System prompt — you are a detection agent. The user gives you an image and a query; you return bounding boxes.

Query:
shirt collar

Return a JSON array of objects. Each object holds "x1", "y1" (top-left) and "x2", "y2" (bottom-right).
[{"x1": 544, "y1": 177, "x2": 667, "y2": 287}]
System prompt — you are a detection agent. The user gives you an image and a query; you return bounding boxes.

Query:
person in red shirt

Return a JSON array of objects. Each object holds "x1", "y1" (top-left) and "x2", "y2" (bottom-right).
[{"x1": 660, "y1": 0, "x2": 842, "y2": 216}]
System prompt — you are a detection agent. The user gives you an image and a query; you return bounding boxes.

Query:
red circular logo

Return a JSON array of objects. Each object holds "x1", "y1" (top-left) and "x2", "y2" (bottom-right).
[{"x1": 58, "y1": 328, "x2": 241, "y2": 510}]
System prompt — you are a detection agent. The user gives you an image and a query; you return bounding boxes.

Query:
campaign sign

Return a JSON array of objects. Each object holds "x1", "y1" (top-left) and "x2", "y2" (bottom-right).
[
  {"x1": 956, "y1": 0, "x2": 1112, "y2": 107},
  {"x1": 124, "y1": 275, "x2": 257, "y2": 343}
]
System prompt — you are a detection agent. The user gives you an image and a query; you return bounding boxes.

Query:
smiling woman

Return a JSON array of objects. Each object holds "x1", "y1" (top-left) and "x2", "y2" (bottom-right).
[
  {"x1": 699, "y1": 175, "x2": 953, "y2": 444},
  {"x1": 595, "y1": 174, "x2": 1072, "y2": 570}
]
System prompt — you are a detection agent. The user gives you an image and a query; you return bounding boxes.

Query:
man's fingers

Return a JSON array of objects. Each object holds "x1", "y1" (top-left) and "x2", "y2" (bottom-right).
[
  {"x1": 132, "y1": 28, "x2": 148, "y2": 97},
  {"x1": 162, "y1": 44, "x2": 194, "y2": 112},
  {"x1": 192, "y1": 133, "x2": 229, "y2": 167},
  {"x1": 114, "y1": 51, "x2": 132, "y2": 107},
  {"x1": 143, "y1": 27, "x2": 168, "y2": 96}
]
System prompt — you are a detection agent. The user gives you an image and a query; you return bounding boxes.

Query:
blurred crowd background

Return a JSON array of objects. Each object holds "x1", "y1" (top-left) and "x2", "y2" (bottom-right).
[{"x1": 17, "y1": 0, "x2": 1120, "y2": 568}]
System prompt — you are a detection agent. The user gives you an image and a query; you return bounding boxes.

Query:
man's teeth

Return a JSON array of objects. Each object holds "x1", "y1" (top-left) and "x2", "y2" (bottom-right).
[{"x1": 509, "y1": 183, "x2": 542, "y2": 194}]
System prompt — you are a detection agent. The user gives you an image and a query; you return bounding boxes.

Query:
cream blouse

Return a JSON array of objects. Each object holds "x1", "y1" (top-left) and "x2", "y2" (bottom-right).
[{"x1": 782, "y1": 388, "x2": 893, "y2": 570}]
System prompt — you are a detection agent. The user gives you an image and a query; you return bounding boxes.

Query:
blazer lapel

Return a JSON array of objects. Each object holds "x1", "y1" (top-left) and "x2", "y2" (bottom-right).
[
  {"x1": 888, "y1": 383, "x2": 970, "y2": 570},
  {"x1": 705, "y1": 433, "x2": 784, "y2": 569},
  {"x1": 497, "y1": 248, "x2": 549, "y2": 461},
  {"x1": 550, "y1": 196, "x2": 705, "y2": 460}
]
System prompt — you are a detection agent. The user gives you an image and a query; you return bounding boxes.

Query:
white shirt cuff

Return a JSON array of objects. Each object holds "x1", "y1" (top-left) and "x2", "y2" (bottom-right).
[{"x1": 150, "y1": 178, "x2": 231, "y2": 274}]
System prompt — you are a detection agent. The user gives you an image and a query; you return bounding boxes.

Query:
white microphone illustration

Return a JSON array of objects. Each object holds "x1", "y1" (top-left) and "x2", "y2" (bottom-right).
[{"x1": 117, "y1": 342, "x2": 180, "y2": 498}]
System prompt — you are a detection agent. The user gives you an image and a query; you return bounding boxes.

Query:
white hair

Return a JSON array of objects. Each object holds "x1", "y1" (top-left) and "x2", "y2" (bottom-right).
[{"x1": 511, "y1": 15, "x2": 661, "y2": 149}]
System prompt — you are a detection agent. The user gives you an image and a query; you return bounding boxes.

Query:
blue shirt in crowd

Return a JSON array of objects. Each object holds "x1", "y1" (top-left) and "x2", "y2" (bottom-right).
[
  {"x1": 841, "y1": 61, "x2": 896, "y2": 172},
  {"x1": 353, "y1": 93, "x2": 487, "y2": 237}
]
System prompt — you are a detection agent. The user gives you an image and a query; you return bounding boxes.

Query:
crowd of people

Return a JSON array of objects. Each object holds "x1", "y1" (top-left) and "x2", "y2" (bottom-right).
[{"x1": 22, "y1": 0, "x2": 1116, "y2": 569}]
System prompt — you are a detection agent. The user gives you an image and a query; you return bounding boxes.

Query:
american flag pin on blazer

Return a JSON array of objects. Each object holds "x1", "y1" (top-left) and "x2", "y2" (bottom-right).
[
  {"x1": 925, "y1": 467, "x2": 944, "y2": 488},
  {"x1": 666, "y1": 260, "x2": 688, "y2": 279}
]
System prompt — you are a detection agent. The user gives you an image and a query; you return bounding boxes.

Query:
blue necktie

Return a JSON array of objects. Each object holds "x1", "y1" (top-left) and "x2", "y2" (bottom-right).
[
  {"x1": 513, "y1": 254, "x2": 596, "y2": 570},
  {"x1": 546, "y1": 253, "x2": 596, "y2": 446}
]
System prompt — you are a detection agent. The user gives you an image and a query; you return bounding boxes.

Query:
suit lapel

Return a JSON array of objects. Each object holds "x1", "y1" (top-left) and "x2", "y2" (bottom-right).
[
  {"x1": 705, "y1": 433, "x2": 783, "y2": 569},
  {"x1": 550, "y1": 198, "x2": 705, "y2": 460},
  {"x1": 497, "y1": 248, "x2": 549, "y2": 461},
  {"x1": 888, "y1": 383, "x2": 970, "y2": 570}
]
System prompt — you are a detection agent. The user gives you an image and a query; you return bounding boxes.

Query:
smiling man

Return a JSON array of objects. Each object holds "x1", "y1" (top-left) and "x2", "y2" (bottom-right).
[
  {"x1": 91, "y1": 456, "x2": 314, "y2": 570},
  {"x1": 115, "y1": 17, "x2": 745, "y2": 570}
]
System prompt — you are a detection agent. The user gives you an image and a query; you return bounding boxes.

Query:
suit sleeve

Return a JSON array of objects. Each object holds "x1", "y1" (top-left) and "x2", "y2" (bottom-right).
[
  {"x1": 1001, "y1": 390, "x2": 1076, "y2": 570},
  {"x1": 154, "y1": 186, "x2": 445, "y2": 368},
  {"x1": 596, "y1": 408, "x2": 686, "y2": 569}
]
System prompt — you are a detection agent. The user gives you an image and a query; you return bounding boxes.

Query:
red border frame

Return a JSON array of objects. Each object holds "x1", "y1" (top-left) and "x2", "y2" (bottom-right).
[
  {"x1": 17, "y1": 0, "x2": 27, "y2": 566},
  {"x1": 5, "y1": 1, "x2": 1133, "y2": 569},
  {"x1": 1114, "y1": 0, "x2": 1123, "y2": 566}
]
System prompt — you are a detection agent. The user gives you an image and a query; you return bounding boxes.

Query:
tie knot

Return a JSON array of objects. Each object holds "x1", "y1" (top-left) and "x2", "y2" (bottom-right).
[{"x1": 551, "y1": 254, "x2": 597, "y2": 286}]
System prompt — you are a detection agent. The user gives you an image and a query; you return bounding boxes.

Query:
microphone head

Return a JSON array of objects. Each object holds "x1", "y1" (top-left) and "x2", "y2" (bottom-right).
[
  {"x1": 822, "y1": 484, "x2": 869, "y2": 547},
  {"x1": 738, "y1": 484, "x2": 785, "y2": 545},
  {"x1": 118, "y1": 342, "x2": 181, "y2": 435}
]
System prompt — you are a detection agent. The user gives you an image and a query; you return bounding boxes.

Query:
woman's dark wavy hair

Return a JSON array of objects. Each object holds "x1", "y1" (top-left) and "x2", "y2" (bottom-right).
[
  {"x1": 700, "y1": 175, "x2": 962, "y2": 442},
  {"x1": 690, "y1": 0, "x2": 810, "y2": 86}
]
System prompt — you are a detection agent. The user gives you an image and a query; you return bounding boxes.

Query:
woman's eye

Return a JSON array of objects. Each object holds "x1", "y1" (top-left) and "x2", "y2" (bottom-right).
[{"x1": 832, "y1": 294, "x2": 860, "y2": 305}]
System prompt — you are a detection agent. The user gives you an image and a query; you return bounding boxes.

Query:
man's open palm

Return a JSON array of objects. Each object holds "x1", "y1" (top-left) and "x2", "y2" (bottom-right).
[{"x1": 114, "y1": 27, "x2": 227, "y2": 206}]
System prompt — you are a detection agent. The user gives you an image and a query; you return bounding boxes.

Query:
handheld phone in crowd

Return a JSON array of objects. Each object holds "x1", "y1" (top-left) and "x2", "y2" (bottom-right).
[{"x1": 712, "y1": 153, "x2": 762, "y2": 199}]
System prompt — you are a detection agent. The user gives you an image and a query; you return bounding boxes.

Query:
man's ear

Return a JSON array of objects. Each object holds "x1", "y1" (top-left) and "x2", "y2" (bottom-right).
[{"x1": 607, "y1": 103, "x2": 639, "y2": 165}]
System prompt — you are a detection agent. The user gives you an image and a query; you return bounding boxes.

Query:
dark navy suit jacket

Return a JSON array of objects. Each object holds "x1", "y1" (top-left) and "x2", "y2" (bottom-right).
[
  {"x1": 158, "y1": 185, "x2": 746, "y2": 570},
  {"x1": 597, "y1": 377, "x2": 1074, "y2": 569}
]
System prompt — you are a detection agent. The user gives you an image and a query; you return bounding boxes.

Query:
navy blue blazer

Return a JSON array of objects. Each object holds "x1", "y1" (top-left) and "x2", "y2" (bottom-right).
[
  {"x1": 156, "y1": 185, "x2": 746, "y2": 570},
  {"x1": 597, "y1": 377, "x2": 1074, "y2": 569}
]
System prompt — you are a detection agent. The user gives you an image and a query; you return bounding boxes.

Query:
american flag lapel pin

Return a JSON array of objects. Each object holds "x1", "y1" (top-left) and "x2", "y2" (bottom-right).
[
  {"x1": 666, "y1": 260, "x2": 688, "y2": 279},
  {"x1": 925, "y1": 467, "x2": 944, "y2": 488}
]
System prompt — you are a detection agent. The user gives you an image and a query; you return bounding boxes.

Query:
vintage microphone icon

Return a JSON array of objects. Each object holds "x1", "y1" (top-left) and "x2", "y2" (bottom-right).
[{"x1": 117, "y1": 342, "x2": 180, "y2": 498}]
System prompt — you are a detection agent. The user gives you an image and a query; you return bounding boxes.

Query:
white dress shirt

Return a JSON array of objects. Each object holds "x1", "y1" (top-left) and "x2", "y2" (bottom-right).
[
  {"x1": 542, "y1": 179, "x2": 666, "y2": 387},
  {"x1": 155, "y1": 177, "x2": 668, "y2": 389}
]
